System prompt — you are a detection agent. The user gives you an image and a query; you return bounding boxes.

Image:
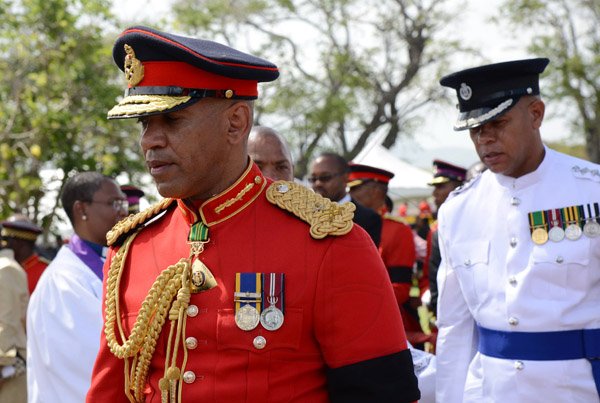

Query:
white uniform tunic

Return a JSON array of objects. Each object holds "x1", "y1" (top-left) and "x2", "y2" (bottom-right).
[
  {"x1": 26, "y1": 245, "x2": 103, "y2": 403},
  {"x1": 436, "y1": 147, "x2": 600, "y2": 403}
]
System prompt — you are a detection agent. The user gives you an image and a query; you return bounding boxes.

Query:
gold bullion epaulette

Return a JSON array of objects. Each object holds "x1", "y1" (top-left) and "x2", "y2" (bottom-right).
[
  {"x1": 266, "y1": 181, "x2": 355, "y2": 239},
  {"x1": 106, "y1": 198, "x2": 176, "y2": 246}
]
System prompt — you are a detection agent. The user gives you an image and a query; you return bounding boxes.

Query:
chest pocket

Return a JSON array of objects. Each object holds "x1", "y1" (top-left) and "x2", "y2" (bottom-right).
[
  {"x1": 529, "y1": 237, "x2": 590, "y2": 300},
  {"x1": 448, "y1": 240, "x2": 490, "y2": 309},
  {"x1": 216, "y1": 308, "x2": 304, "y2": 402}
]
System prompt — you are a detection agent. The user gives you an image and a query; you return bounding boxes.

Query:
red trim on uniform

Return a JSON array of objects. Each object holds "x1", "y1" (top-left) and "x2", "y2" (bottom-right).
[
  {"x1": 121, "y1": 28, "x2": 279, "y2": 73},
  {"x1": 348, "y1": 171, "x2": 392, "y2": 184},
  {"x1": 134, "y1": 61, "x2": 258, "y2": 96}
]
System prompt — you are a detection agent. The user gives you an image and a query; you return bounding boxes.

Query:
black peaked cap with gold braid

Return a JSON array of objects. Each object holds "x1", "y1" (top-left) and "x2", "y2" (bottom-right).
[{"x1": 108, "y1": 26, "x2": 279, "y2": 119}]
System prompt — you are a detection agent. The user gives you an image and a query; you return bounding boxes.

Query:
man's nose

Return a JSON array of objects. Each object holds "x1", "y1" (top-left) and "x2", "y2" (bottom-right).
[{"x1": 140, "y1": 120, "x2": 168, "y2": 150}]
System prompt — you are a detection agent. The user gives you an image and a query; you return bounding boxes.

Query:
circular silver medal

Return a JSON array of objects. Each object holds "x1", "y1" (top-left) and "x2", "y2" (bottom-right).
[
  {"x1": 548, "y1": 226, "x2": 565, "y2": 242},
  {"x1": 260, "y1": 305, "x2": 284, "y2": 331},
  {"x1": 565, "y1": 224, "x2": 582, "y2": 240},
  {"x1": 235, "y1": 304, "x2": 260, "y2": 331},
  {"x1": 583, "y1": 220, "x2": 600, "y2": 238}
]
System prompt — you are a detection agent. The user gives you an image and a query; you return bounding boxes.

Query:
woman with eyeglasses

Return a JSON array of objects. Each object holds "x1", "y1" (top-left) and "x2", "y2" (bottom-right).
[{"x1": 26, "y1": 172, "x2": 128, "y2": 403}]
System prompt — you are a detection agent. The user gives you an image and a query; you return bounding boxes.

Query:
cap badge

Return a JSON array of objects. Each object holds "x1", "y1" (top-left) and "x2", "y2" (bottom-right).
[
  {"x1": 459, "y1": 83, "x2": 472, "y2": 101},
  {"x1": 123, "y1": 44, "x2": 144, "y2": 87}
]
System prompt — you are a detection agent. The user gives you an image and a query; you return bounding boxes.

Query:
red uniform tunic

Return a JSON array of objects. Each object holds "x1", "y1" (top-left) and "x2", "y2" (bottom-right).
[
  {"x1": 21, "y1": 254, "x2": 49, "y2": 294},
  {"x1": 87, "y1": 163, "x2": 417, "y2": 403},
  {"x1": 379, "y1": 214, "x2": 416, "y2": 306}
]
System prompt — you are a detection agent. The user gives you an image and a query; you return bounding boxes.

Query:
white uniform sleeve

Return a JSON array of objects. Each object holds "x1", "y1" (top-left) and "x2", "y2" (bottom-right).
[
  {"x1": 435, "y1": 227, "x2": 478, "y2": 403},
  {"x1": 27, "y1": 259, "x2": 102, "y2": 403}
]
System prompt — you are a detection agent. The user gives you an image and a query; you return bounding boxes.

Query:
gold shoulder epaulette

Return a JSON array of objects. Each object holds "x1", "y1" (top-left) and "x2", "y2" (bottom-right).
[
  {"x1": 266, "y1": 181, "x2": 355, "y2": 239},
  {"x1": 383, "y1": 213, "x2": 408, "y2": 224},
  {"x1": 106, "y1": 198, "x2": 175, "y2": 246}
]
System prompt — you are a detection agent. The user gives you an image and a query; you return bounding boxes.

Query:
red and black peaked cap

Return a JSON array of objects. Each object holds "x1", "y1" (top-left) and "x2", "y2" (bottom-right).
[
  {"x1": 108, "y1": 26, "x2": 279, "y2": 119},
  {"x1": 347, "y1": 163, "x2": 395, "y2": 188}
]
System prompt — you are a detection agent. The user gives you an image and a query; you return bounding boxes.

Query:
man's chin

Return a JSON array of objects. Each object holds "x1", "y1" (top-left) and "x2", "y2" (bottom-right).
[{"x1": 155, "y1": 182, "x2": 183, "y2": 199}]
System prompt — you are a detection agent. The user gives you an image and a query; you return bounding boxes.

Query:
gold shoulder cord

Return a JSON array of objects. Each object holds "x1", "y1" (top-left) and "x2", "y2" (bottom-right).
[
  {"x1": 107, "y1": 198, "x2": 174, "y2": 246},
  {"x1": 266, "y1": 181, "x2": 355, "y2": 239},
  {"x1": 104, "y1": 230, "x2": 193, "y2": 403}
]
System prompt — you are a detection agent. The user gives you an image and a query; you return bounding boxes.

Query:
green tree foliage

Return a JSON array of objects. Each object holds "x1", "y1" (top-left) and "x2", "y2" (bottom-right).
[
  {"x1": 0, "y1": 0, "x2": 143, "y2": 235},
  {"x1": 170, "y1": 0, "x2": 461, "y2": 177},
  {"x1": 498, "y1": 0, "x2": 600, "y2": 162}
]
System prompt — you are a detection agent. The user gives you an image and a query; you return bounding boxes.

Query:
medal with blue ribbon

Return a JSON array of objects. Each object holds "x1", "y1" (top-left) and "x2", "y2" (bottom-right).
[
  {"x1": 583, "y1": 202, "x2": 600, "y2": 238},
  {"x1": 234, "y1": 273, "x2": 262, "y2": 331}
]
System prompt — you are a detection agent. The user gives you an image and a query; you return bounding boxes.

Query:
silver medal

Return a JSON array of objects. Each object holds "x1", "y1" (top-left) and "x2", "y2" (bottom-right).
[
  {"x1": 235, "y1": 304, "x2": 260, "y2": 331},
  {"x1": 548, "y1": 226, "x2": 565, "y2": 242},
  {"x1": 260, "y1": 305, "x2": 284, "y2": 331},
  {"x1": 565, "y1": 223, "x2": 582, "y2": 240},
  {"x1": 583, "y1": 220, "x2": 600, "y2": 238}
]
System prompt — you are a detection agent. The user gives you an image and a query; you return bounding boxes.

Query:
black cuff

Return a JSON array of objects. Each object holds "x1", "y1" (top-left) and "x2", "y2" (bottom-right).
[{"x1": 327, "y1": 349, "x2": 420, "y2": 403}]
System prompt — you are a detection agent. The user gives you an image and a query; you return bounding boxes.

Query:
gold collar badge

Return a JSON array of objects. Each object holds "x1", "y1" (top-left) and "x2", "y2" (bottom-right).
[{"x1": 123, "y1": 44, "x2": 144, "y2": 87}]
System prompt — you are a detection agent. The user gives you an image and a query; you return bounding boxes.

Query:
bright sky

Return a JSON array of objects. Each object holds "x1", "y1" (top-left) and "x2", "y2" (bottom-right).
[{"x1": 112, "y1": 0, "x2": 571, "y2": 170}]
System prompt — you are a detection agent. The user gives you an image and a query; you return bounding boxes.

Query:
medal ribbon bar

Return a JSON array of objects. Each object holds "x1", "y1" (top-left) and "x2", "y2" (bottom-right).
[
  {"x1": 235, "y1": 273, "x2": 263, "y2": 313},
  {"x1": 262, "y1": 273, "x2": 285, "y2": 313}
]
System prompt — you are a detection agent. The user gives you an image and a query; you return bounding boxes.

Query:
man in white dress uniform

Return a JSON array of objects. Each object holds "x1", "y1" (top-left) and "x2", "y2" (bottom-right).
[{"x1": 435, "y1": 58, "x2": 600, "y2": 402}]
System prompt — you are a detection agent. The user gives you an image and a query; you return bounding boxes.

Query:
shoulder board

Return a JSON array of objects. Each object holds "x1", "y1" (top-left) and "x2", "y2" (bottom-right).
[
  {"x1": 571, "y1": 165, "x2": 600, "y2": 183},
  {"x1": 106, "y1": 198, "x2": 176, "y2": 246},
  {"x1": 447, "y1": 172, "x2": 482, "y2": 200},
  {"x1": 383, "y1": 213, "x2": 408, "y2": 225},
  {"x1": 266, "y1": 181, "x2": 355, "y2": 239}
]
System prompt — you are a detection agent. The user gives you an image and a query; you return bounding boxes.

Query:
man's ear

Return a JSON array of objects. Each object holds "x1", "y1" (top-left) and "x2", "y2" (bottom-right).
[
  {"x1": 225, "y1": 101, "x2": 252, "y2": 145},
  {"x1": 529, "y1": 98, "x2": 545, "y2": 130}
]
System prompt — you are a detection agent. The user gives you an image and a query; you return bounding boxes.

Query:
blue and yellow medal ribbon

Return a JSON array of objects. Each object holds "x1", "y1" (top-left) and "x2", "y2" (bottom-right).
[{"x1": 234, "y1": 273, "x2": 262, "y2": 313}]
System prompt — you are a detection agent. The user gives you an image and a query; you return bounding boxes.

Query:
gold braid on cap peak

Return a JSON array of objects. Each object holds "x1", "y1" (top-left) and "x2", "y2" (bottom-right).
[
  {"x1": 266, "y1": 181, "x2": 355, "y2": 239},
  {"x1": 107, "y1": 198, "x2": 176, "y2": 246}
]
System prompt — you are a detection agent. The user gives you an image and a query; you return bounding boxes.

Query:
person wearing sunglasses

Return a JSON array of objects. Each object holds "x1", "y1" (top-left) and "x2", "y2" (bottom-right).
[
  {"x1": 27, "y1": 172, "x2": 127, "y2": 403},
  {"x1": 309, "y1": 152, "x2": 382, "y2": 247}
]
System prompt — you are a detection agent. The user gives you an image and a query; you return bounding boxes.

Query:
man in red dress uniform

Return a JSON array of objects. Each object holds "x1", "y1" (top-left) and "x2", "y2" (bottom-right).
[
  {"x1": 1, "y1": 215, "x2": 49, "y2": 294},
  {"x1": 86, "y1": 26, "x2": 419, "y2": 403},
  {"x1": 347, "y1": 164, "x2": 433, "y2": 348}
]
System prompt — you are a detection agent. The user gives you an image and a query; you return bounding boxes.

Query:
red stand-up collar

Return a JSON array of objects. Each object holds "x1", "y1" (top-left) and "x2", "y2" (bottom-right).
[{"x1": 177, "y1": 162, "x2": 267, "y2": 226}]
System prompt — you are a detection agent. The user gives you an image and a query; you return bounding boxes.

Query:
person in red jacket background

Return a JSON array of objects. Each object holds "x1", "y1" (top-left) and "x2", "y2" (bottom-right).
[
  {"x1": 348, "y1": 163, "x2": 433, "y2": 349},
  {"x1": 86, "y1": 26, "x2": 420, "y2": 403}
]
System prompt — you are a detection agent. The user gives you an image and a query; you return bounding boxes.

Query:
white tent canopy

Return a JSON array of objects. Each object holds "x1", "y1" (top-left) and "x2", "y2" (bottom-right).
[{"x1": 352, "y1": 144, "x2": 432, "y2": 199}]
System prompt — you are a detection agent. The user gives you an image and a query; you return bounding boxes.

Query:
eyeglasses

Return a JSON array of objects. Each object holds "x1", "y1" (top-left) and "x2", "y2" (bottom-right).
[
  {"x1": 307, "y1": 173, "x2": 343, "y2": 184},
  {"x1": 86, "y1": 199, "x2": 129, "y2": 211}
]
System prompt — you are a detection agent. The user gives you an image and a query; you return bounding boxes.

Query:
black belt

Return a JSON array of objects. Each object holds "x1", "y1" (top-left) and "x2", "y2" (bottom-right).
[{"x1": 388, "y1": 266, "x2": 413, "y2": 284}]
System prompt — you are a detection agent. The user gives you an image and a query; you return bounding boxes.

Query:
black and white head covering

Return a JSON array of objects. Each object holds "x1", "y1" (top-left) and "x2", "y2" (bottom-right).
[{"x1": 440, "y1": 58, "x2": 549, "y2": 130}]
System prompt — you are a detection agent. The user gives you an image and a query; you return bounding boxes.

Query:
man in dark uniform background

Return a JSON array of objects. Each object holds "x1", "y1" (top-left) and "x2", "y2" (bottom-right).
[
  {"x1": 87, "y1": 26, "x2": 419, "y2": 403},
  {"x1": 309, "y1": 152, "x2": 382, "y2": 247},
  {"x1": 425, "y1": 159, "x2": 466, "y2": 317}
]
